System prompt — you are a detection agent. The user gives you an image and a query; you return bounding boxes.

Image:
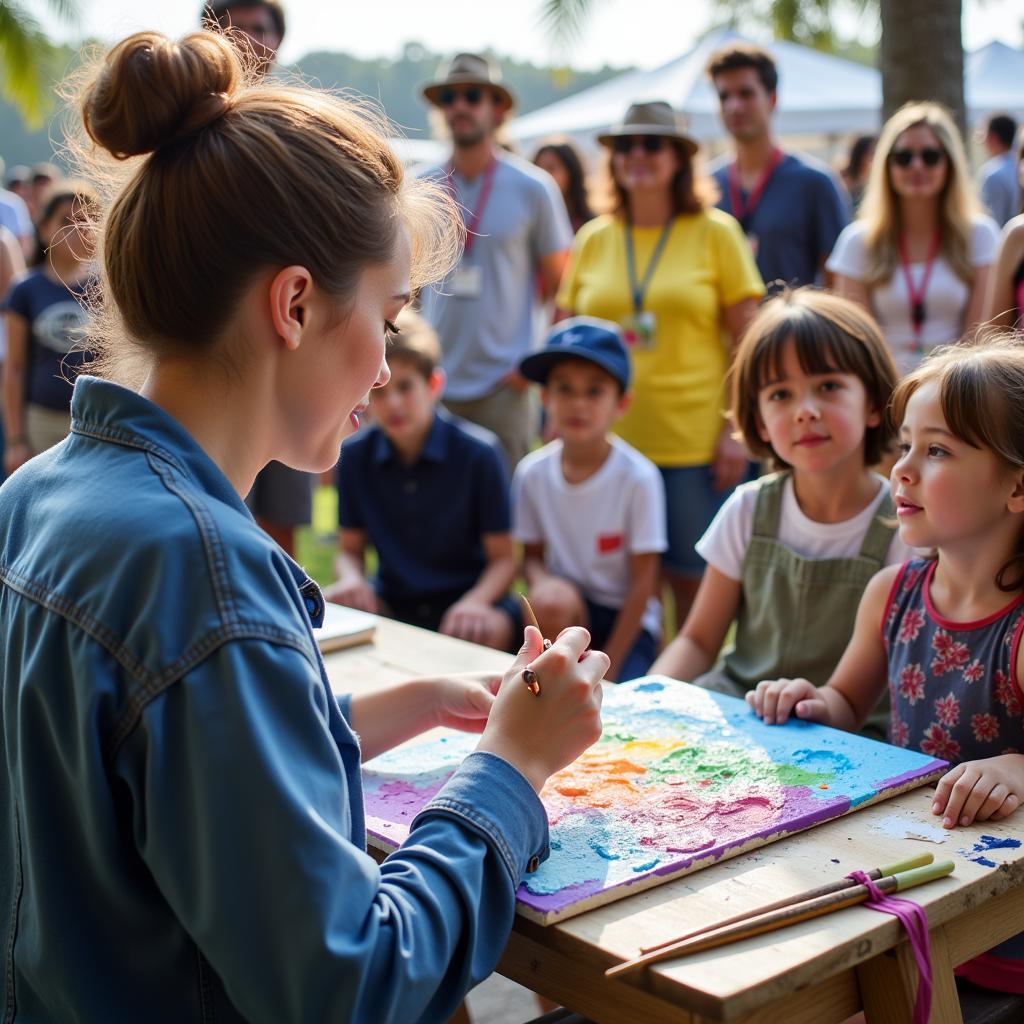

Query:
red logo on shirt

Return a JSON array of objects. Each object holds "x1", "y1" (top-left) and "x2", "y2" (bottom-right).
[{"x1": 597, "y1": 533, "x2": 624, "y2": 555}]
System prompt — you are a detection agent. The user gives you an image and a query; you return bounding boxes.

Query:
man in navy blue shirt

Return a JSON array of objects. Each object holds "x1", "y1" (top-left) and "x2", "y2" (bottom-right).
[
  {"x1": 707, "y1": 42, "x2": 850, "y2": 290},
  {"x1": 326, "y1": 310, "x2": 519, "y2": 651}
]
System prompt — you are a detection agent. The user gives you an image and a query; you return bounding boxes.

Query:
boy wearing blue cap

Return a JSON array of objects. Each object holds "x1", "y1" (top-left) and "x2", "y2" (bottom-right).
[{"x1": 513, "y1": 317, "x2": 667, "y2": 681}]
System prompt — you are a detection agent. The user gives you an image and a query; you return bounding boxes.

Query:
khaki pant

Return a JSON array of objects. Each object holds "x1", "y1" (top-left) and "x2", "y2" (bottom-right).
[
  {"x1": 443, "y1": 383, "x2": 536, "y2": 472},
  {"x1": 25, "y1": 404, "x2": 72, "y2": 455}
]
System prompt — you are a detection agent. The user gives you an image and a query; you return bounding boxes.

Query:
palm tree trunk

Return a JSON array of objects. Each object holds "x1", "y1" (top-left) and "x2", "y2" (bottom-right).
[{"x1": 879, "y1": 0, "x2": 966, "y2": 136}]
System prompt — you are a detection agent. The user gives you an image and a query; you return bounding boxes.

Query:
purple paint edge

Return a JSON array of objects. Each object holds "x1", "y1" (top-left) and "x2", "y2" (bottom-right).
[{"x1": 875, "y1": 759, "x2": 948, "y2": 790}]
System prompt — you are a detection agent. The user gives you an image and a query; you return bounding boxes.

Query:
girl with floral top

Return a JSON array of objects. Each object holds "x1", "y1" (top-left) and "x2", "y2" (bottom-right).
[{"x1": 748, "y1": 336, "x2": 1024, "y2": 993}]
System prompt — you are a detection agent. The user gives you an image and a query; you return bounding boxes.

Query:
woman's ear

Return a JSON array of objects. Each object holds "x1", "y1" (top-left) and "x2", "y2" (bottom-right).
[
  {"x1": 1007, "y1": 471, "x2": 1024, "y2": 515},
  {"x1": 268, "y1": 266, "x2": 314, "y2": 350}
]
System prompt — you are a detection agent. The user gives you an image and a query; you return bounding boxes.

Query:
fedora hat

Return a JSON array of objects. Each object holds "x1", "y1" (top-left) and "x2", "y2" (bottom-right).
[
  {"x1": 597, "y1": 100, "x2": 698, "y2": 155},
  {"x1": 421, "y1": 52, "x2": 515, "y2": 109}
]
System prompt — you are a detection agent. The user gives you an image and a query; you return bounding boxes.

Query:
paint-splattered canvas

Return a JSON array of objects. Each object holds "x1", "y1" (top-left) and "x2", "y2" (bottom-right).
[{"x1": 362, "y1": 677, "x2": 947, "y2": 924}]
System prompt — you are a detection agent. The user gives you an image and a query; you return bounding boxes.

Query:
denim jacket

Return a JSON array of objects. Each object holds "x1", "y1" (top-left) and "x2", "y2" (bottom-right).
[{"x1": 0, "y1": 377, "x2": 549, "y2": 1024}]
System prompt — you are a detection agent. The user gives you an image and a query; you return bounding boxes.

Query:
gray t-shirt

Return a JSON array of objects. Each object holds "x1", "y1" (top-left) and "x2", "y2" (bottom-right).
[
  {"x1": 418, "y1": 150, "x2": 572, "y2": 401},
  {"x1": 711, "y1": 150, "x2": 850, "y2": 290},
  {"x1": 978, "y1": 151, "x2": 1021, "y2": 227}
]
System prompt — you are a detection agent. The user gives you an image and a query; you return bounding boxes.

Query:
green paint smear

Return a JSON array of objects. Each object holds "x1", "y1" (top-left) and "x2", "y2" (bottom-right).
[{"x1": 602, "y1": 741, "x2": 834, "y2": 792}]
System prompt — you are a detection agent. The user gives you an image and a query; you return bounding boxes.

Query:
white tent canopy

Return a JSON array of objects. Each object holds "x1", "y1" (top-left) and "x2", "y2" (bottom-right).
[
  {"x1": 510, "y1": 30, "x2": 1024, "y2": 154},
  {"x1": 509, "y1": 29, "x2": 883, "y2": 150},
  {"x1": 966, "y1": 41, "x2": 1024, "y2": 123}
]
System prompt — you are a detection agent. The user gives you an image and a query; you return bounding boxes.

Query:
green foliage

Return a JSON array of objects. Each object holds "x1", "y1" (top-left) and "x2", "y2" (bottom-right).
[
  {"x1": 292, "y1": 42, "x2": 630, "y2": 140},
  {"x1": 710, "y1": 0, "x2": 877, "y2": 52},
  {"x1": 2, "y1": 37, "x2": 630, "y2": 168},
  {"x1": 0, "y1": 0, "x2": 79, "y2": 127}
]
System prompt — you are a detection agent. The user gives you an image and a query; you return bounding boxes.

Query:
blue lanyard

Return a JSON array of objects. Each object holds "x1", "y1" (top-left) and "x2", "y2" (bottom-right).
[{"x1": 624, "y1": 218, "x2": 674, "y2": 313}]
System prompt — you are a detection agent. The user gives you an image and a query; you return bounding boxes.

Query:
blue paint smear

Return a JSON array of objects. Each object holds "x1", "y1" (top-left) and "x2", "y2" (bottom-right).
[
  {"x1": 960, "y1": 835, "x2": 1021, "y2": 867},
  {"x1": 977, "y1": 835, "x2": 1022, "y2": 852},
  {"x1": 634, "y1": 681, "x2": 665, "y2": 692}
]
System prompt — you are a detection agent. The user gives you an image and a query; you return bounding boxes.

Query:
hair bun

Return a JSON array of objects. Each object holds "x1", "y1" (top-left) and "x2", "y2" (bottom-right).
[{"x1": 82, "y1": 31, "x2": 240, "y2": 159}]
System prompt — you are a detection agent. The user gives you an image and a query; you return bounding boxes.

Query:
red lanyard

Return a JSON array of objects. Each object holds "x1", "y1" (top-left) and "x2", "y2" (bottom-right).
[
  {"x1": 898, "y1": 231, "x2": 941, "y2": 350},
  {"x1": 727, "y1": 148, "x2": 784, "y2": 231},
  {"x1": 446, "y1": 156, "x2": 497, "y2": 257}
]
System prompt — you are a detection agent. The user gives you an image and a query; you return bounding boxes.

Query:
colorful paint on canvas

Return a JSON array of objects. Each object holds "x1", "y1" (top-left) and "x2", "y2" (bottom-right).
[{"x1": 362, "y1": 678, "x2": 947, "y2": 923}]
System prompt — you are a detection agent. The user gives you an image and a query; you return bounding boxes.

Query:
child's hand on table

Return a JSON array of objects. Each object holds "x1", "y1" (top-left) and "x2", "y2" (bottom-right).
[
  {"x1": 931, "y1": 753, "x2": 1024, "y2": 828},
  {"x1": 746, "y1": 677, "x2": 833, "y2": 726}
]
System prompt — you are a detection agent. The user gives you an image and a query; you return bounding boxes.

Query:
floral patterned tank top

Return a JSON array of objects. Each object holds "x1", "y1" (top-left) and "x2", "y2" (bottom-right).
[{"x1": 883, "y1": 559, "x2": 1024, "y2": 764}]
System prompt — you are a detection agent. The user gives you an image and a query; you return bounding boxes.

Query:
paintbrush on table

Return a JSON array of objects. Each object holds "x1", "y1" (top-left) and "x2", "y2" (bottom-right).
[
  {"x1": 518, "y1": 594, "x2": 551, "y2": 697},
  {"x1": 639, "y1": 852, "x2": 934, "y2": 955},
  {"x1": 606, "y1": 858, "x2": 954, "y2": 978}
]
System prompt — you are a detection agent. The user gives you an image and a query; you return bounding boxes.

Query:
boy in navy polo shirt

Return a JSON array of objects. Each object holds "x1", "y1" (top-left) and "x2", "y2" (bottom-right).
[
  {"x1": 514, "y1": 317, "x2": 668, "y2": 681},
  {"x1": 326, "y1": 310, "x2": 519, "y2": 651}
]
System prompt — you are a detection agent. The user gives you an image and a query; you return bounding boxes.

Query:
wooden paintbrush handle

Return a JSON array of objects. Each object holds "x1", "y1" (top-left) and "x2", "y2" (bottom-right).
[{"x1": 608, "y1": 860, "x2": 953, "y2": 978}]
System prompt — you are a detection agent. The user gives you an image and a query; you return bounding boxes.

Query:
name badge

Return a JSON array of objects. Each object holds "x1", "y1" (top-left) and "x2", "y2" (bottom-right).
[
  {"x1": 621, "y1": 311, "x2": 656, "y2": 350},
  {"x1": 450, "y1": 263, "x2": 483, "y2": 298}
]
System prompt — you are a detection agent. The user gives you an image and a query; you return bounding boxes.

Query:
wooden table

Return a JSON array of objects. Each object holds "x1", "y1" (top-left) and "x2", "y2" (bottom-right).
[{"x1": 323, "y1": 617, "x2": 1024, "y2": 1024}]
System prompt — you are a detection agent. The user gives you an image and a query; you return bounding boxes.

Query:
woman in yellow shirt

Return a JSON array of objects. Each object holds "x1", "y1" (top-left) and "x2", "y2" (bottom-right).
[{"x1": 557, "y1": 100, "x2": 764, "y2": 623}]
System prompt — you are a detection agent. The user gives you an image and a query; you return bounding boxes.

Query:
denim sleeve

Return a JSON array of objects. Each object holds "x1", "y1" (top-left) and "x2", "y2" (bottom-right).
[{"x1": 115, "y1": 638, "x2": 548, "y2": 1024}]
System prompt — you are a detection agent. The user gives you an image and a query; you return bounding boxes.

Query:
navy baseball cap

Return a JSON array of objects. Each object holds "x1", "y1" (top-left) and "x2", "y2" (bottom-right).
[{"x1": 519, "y1": 316, "x2": 631, "y2": 391}]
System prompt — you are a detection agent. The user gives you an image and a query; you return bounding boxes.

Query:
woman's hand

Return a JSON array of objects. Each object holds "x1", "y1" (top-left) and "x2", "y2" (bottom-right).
[
  {"x1": 476, "y1": 626, "x2": 606, "y2": 793},
  {"x1": 430, "y1": 672, "x2": 502, "y2": 733},
  {"x1": 746, "y1": 677, "x2": 832, "y2": 726},
  {"x1": 932, "y1": 753, "x2": 1024, "y2": 828}
]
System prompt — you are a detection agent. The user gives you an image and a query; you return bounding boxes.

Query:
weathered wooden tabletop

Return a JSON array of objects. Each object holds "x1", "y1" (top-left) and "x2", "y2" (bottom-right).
[{"x1": 324, "y1": 616, "x2": 1024, "y2": 1024}]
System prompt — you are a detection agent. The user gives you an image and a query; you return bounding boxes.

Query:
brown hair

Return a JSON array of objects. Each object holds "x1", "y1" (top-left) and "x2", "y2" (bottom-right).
[
  {"x1": 889, "y1": 337, "x2": 1024, "y2": 591},
  {"x1": 608, "y1": 141, "x2": 715, "y2": 217},
  {"x1": 69, "y1": 31, "x2": 460, "y2": 381},
  {"x1": 386, "y1": 308, "x2": 442, "y2": 379},
  {"x1": 729, "y1": 287, "x2": 899, "y2": 467},
  {"x1": 706, "y1": 43, "x2": 779, "y2": 94}
]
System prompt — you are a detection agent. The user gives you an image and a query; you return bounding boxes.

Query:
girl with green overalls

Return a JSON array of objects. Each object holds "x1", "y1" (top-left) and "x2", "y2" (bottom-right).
[{"x1": 652, "y1": 287, "x2": 914, "y2": 738}]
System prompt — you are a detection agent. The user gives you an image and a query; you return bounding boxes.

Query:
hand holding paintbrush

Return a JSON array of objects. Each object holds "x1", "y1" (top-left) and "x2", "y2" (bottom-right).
[
  {"x1": 474, "y1": 609, "x2": 607, "y2": 792},
  {"x1": 519, "y1": 594, "x2": 552, "y2": 695}
]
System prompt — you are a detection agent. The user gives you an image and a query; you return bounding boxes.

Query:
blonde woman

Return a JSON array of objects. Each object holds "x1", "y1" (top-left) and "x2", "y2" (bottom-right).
[{"x1": 827, "y1": 102, "x2": 999, "y2": 374}]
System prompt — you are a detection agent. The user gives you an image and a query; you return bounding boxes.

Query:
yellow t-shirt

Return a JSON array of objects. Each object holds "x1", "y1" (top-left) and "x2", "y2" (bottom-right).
[{"x1": 557, "y1": 209, "x2": 764, "y2": 467}]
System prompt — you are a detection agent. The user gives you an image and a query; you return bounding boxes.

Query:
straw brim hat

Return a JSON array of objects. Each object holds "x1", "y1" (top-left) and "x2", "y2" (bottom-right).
[
  {"x1": 597, "y1": 100, "x2": 698, "y2": 156},
  {"x1": 421, "y1": 52, "x2": 515, "y2": 110}
]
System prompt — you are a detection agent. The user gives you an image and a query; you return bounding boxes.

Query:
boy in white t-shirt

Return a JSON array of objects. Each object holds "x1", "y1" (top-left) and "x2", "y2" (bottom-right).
[{"x1": 513, "y1": 318, "x2": 667, "y2": 681}]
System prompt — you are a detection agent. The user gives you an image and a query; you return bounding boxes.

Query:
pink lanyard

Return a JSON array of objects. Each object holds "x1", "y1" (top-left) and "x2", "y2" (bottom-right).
[
  {"x1": 727, "y1": 147, "x2": 784, "y2": 231},
  {"x1": 899, "y1": 231, "x2": 941, "y2": 352},
  {"x1": 848, "y1": 870, "x2": 933, "y2": 1024},
  {"x1": 445, "y1": 156, "x2": 497, "y2": 257}
]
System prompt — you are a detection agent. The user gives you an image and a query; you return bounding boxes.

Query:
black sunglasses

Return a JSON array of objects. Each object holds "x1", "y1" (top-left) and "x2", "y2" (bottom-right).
[
  {"x1": 612, "y1": 135, "x2": 667, "y2": 155},
  {"x1": 439, "y1": 87, "x2": 484, "y2": 107},
  {"x1": 890, "y1": 147, "x2": 945, "y2": 168}
]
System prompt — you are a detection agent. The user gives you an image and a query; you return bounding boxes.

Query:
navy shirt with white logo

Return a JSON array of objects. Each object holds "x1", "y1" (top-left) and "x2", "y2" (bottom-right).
[{"x1": 3, "y1": 267, "x2": 91, "y2": 410}]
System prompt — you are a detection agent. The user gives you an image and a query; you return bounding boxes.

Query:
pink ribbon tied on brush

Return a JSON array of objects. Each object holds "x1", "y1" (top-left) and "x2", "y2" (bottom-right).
[{"x1": 847, "y1": 869, "x2": 933, "y2": 1024}]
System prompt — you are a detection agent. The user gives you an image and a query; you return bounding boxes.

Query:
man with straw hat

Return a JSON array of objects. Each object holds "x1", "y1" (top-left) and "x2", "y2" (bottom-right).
[{"x1": 417, "y1": 53, "x2": 573, "y2": 470}]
